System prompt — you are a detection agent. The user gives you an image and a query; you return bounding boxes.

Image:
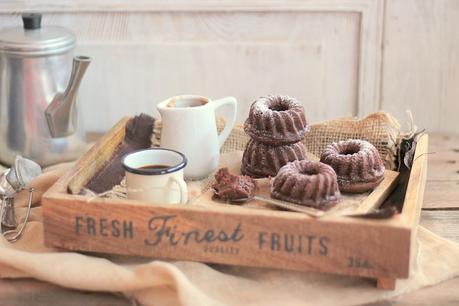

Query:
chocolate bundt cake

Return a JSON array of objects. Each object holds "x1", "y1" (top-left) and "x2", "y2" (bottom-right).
[
  {"x1": 320, "y1": 139, "x2": 385, "y2": 193},
  {"x1": 271, "y1": 160, "x2": 340, "y2": 209},
  {"x1": 241, "y1": 139, "x2": 307, "y2": 178},
  {"x1": 244, "y1": 95, "x2": 308, "y2": 145}
]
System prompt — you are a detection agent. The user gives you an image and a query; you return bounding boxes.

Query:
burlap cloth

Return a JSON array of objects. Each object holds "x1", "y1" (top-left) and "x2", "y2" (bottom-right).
[{"x1": 1, "y1": 112, "x2": 459, "y2": 306}]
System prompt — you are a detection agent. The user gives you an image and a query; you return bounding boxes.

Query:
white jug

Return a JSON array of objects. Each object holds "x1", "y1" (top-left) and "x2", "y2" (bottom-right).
[{"x1": 157, "y1": 95, "x2": 237, "y2": 179}]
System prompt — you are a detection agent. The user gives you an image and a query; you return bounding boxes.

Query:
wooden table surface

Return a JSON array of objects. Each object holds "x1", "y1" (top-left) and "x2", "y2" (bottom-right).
[{"x1": 1, "y1": 133, "x2": 458, "y2": 306}]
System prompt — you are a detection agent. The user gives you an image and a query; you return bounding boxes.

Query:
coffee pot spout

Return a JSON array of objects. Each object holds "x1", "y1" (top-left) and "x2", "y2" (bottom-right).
[{"x1": 45, "y1": 56, "x2": 91, "y2": 138}]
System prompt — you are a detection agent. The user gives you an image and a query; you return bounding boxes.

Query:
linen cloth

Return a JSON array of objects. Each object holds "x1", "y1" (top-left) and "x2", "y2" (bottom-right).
[{"x1": 1, "y1": 164, "x2": 459, "y2": 306}]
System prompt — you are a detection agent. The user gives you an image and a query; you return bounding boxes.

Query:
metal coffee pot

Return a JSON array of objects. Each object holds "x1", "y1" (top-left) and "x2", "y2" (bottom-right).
[{"x1": 0, "y1": 14, "x2": 91, "y2": 166}]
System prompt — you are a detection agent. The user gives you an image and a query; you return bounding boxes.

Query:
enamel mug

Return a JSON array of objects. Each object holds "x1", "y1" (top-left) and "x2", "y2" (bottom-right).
[{"x1": 122, "y1": 148, "x2": 188, "y2": 204}]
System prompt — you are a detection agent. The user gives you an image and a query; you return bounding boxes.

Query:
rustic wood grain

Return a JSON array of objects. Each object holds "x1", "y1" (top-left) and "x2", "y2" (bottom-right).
[
  {"x1": 402, "y1": 135, "x2": 428, "y2": 225},
  {"x1": 382, "y1": 0, "x2": 459, "y2": 133},
  {"x1": 0, "y1": 0, "x2": 384, "y2": 131},
  {"x1": 0, "y1": 279, "x2": 130, "y2": 306},
  {"x1": 423, "y1": 181, "x2": 459, "y2": 209},
  {"x1": 420, "y1": 211, "x2": 459, "y2": 243},
  {"x1": 363, "y1": 277, "x2": 459, "y2": 306},
  {"x1": 354, "y1": 171, "x2": 400, "y2": 214},
  {"x1": 68, "y1": 117, "x2": 129, "y2": 194},
  {"x1": 426, "y1": 154, "x2": 459, "y2": 182},
  {"x1": 42, "y1": 194, "x2": 412, "y2": 279},
  {"x1": 393, "y1": 277, "x2": 459, "y2": 306},
  {"x1": 421, "y1": 133, "x2": 459, "y2": 209},
  {"x1": 376, "y1": 277, "x2": 396, "y2": 290},
  {"x1": 428, "y1": 134, "x2": 459, "y2": 150},
  {"x1": 4, "y1": 0, "x2": 459, "y2": 134},
  {"x1": 3, "y1": 0, "x2": 459, "y2": 136}
]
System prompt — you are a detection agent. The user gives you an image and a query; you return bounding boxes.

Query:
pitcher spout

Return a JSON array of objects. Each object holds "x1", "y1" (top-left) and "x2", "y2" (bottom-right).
[{"x1": 45, "y1": 56, "x2": 91, "y2": 138}]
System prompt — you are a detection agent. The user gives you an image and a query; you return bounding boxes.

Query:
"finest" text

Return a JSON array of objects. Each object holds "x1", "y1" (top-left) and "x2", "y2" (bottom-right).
[{"x1": 144, "y1": 215, "x2": 244, "y2": 247}]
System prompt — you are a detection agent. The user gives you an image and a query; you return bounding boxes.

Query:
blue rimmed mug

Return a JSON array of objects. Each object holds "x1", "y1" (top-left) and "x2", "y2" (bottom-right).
[{"x1": 122, "y1": 148, "x2": 188, "y2": 204}]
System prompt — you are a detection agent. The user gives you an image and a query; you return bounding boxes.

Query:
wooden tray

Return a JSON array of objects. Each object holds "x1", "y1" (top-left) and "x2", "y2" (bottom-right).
[{"x1": 42, "y1": 117, "x2": 429, "y2": 290}]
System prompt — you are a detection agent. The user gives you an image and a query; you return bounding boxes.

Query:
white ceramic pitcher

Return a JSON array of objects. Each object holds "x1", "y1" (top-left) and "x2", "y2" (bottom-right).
[{"x1": 157, "y1": 95, "x2": 237, "y2": 179}]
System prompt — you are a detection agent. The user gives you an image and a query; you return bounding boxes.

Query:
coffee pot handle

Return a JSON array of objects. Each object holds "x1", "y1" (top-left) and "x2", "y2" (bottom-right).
[{"x1": 212, "y1": 97, "x2": 237, "y2": 148}]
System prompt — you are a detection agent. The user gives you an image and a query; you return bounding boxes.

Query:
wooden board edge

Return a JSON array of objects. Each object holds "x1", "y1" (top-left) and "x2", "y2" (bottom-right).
[
  {"x1": 67, "y1": 117, "x2": 130, "y2": 194},
  {"x1": 376, "y1": 277, "x2": 397, "y2": 290},
  {"x1": 42, "y1": 195, "x2": 411, "y2": 280},
  {"x1": 402, "y1": 134, "x2": 429, "y2": 225},
  {"x1": 400, "y1": 134, "x2": 429, "y2": 277},
  {"x1": 354, "y1": 170, "x2": 400, "y2": 214}
]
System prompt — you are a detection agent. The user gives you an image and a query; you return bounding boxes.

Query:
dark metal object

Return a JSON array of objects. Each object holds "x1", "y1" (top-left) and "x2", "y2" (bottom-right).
[
  {"x1": 22, "y1": 13, "x2": 42, "y2": 30},
  {"x1": 1, "y1": 196, "x2": 15, "y2": 228},
  {"x1": 347, "y1": 206, "x2": 398, "y2": 219}
]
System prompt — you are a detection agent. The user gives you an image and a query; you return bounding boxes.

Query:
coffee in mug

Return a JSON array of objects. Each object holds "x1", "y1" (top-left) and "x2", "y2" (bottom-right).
[{"x1": 122, "y1": 148, "x2": 188, "y2": 204}]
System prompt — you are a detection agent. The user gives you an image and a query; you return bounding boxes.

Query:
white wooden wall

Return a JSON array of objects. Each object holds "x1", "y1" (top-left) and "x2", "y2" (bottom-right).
[
  {"x1": 381, "y1": 0, "x2": 459, "y2": 134},
  {"x1": 0, "y1": 0, "x2": 457, "y2": 134}
]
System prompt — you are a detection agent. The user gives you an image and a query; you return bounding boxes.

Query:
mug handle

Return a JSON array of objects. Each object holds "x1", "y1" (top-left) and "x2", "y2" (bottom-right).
[
  {"x1": 170, "y1": 176, "x2": 188, "y2": 204},
  {"x1": 212, "y1": 97, "x2": 237, "y2": 148}
]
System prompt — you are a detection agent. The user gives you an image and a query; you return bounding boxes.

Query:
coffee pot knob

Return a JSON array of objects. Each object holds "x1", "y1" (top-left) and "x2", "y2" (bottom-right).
[{"x1": 22, "y1": 13, "x2": 42, "y2": 30}]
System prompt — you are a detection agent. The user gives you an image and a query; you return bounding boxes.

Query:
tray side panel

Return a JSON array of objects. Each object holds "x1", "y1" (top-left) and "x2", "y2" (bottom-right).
[
  {"x1": 401, "y1": 134, "x2": 429, "y2": 274},
  {"x1": 42, "y1": 196, "x2": 410, "y2": 279},
  {"x1": 402, "y1": 134, "x2": 429, "y2": 225},
  {"x1": 67, "y1": 117, "x2": 129, "y2": 194}
]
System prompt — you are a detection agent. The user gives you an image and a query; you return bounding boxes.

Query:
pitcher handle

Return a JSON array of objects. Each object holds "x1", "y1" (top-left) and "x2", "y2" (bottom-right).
[
  {"x1": 170, "y1": 176, "x2": 188, "y2": 205},
  {"x1": 212, "y1": 96, "x2": 237, "y2": 148}
]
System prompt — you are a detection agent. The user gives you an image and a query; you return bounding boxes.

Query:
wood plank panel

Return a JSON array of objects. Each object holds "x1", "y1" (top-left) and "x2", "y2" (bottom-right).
[
  {"x1": 364, "y1": 277, "x2": 459, "y2": 306},
  {"x1": 423, "y1": 181, "x2": 459, "y2": 209},
  {"x1": 428, "y1": 133, "x2": 459, "y2": 150},
  {"x1": 0, "y1": 279, "x2": 130, "y2": 306},
  {"x1": 421, "y1": 134, "x2": 459, "y2": 209},
  {"x1": 1, "y1": 11, "x2": 360, "y2": 132},
  {"x1": 426, "y1": 146, "x2": 459, "y2": 182},
  {"x1": 0, "y1": 0, "x2": 381, "y2": 13},
  {"x1": 0, "y1": 0, "x2": 384, "y2": 132},
  {"x1": 1, "y1": 270, "x2": 459, "y2": 306},
  {"x1": 420, "y1": 211, "x2": 459, "y2": 243},
  {"x1": 382, "y1": 0, "x2": 459, "y2": 133},
  {"x1": 426, "y1": 160, "x2": 459, "y2": 182}
]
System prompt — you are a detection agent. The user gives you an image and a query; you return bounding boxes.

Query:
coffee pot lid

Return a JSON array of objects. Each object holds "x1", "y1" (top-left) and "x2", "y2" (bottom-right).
[{"x1": 0, "y1": 14, "x2": 76, "y2": 56}]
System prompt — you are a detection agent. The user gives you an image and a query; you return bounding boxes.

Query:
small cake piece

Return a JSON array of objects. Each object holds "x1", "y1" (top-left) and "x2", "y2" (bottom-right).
[
  {"x1": 271, "y1": 160, "x2": 340, "y2": 209},
  {"x1": 212, "y1": 168, "x2": 256, "y2": 201},
  {"x1": 320, "y1": 139, "x2": 385, "y2": 193},
  {"x1": 244, "y1": 95, "x2": 308, "y2": 145},
  {"x1": 241, "y1": 139, "x2": 306, "y2": 178}
]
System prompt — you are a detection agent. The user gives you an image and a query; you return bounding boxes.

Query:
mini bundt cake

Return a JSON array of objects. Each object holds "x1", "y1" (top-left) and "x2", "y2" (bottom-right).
[
  {"x1": 241, "y1": 139, "x2": 306, "y2": 178},
  {"x1": 271, "y1": 160, "x2": 340, "y2": 209},
  {"x1": 320, "y1": 139, "x2": 385, "y2": 193},
  {"x1": 244, "y1": 95, "x2": 308, "y2": 145}
]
